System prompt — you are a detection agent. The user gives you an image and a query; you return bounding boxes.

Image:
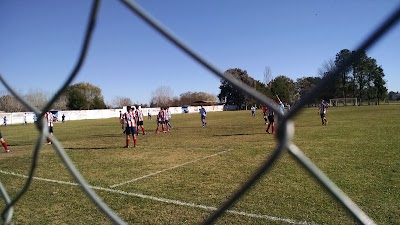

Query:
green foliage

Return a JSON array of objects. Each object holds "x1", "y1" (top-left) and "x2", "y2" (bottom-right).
[
  {"x1": 296, "y1": 76, "x2": 322, "y2": 105},
  {"x1": 269, "y1": 75, "x2": 296, "y2": 103},
  {"x1": 219, "y1": 68, "x2": 271, "y2": 108},
  {"x1": 66, "y1": 82, "x2": 106, "y2": 110},
  {"x1": 333, "y1": 49, "x2": 387, "y2": 103}
]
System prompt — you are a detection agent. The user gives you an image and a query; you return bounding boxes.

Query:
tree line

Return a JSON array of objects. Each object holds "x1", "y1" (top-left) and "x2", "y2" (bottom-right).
[
  {"x1": 0, "y1": 83, "x2": 107, "y2": 112},
  {"x1": 218, "y1": 49, "x2": 390, "y2": 108},
  {"x1": 0, "y1": 83, "x2": 218, "y2": 112},
  {"x1": 0, "y1": 49, "x2": 394, "y2": 112}
]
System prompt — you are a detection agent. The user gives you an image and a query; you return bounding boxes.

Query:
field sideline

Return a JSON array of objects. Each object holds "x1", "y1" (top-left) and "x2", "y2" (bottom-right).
[{"x1": 0, "y1": 105, "x2": 399, "y2": 224}]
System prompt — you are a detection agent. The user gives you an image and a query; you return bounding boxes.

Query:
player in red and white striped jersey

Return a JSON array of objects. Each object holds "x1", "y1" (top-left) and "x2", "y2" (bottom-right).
[
  {"x1": 45, "y1": 112, "x2": 54, "y2": 144},
  {"x1": 123, "y1": 106, "x2": 137, "y2": 148},
  {"x1": 135, "y1": 106, "x2": 146, "y2": 135},
  {"x1": 155, "y1": 107, "x2": 167, "y2": 133}
]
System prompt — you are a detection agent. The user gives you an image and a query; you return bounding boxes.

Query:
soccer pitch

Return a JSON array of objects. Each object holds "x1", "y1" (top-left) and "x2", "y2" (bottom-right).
[{"x1": 0, "y1": 105, "x2": 399, "y2": 224}]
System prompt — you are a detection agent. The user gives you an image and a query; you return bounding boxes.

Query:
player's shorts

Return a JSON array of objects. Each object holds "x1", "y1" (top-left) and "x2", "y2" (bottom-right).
[
  {"x1": 48, "y1": 126, "x2": 54, "y2": 133},
  {"x1": 138, "y1": 121, "x2": 144, "y2": 126},
  {"x1": 320, "y1": 113, "x2": 326, "y2": 118},
  {"x1": 0, "y1": 133, "x2": 2, "y2": 139},
  {"x1": 125, "y1": 126, "x2": 137, "y2": 135},
  {"x1": 268, "y1": 115, "x2": 274, "y2": 123},
  {"x1": 201, "y1": 115, "x2": 206, "y2": 120}
]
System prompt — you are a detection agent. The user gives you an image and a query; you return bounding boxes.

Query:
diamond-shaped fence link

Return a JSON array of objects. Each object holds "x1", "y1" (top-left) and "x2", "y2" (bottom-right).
[{"x1": 1, "y1": 0, "x2": 399, "y2": 224}]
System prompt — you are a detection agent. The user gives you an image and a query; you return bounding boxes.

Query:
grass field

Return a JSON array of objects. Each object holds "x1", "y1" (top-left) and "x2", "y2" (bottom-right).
[{"x1": 0, "y1": 105, "x2": 399, "y2": 224}]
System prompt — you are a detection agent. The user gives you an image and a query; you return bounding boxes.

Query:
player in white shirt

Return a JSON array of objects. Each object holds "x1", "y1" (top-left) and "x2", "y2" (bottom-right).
[
  {"x1": 135, "y1": 106, "x2": 146, "y2": 135},
  {"x1": 45, "y1": 112, "x2": 54, "y2": 144},
  {"x1": 123, "y1": 106, "x2": 137, "y2": 147}
]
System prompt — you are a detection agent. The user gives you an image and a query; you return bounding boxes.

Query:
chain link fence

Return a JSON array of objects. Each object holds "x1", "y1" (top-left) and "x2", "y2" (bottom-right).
[{"x1": 1, "y1": 0, "x2": 400, "y2": 224}]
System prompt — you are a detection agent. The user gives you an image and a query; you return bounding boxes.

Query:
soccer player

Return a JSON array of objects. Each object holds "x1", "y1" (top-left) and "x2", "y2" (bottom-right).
[
  {"x1": 155, "y1": 107, "x2": 167, "y2": 133},
  {"x1": 251, "y1": 106, "x2": 256, "y2": 118},
  {"x1": 123, "y1": 106, "x2": 137, "y2": 148},
  {"x1": 165, "y1": 107, "x2": 173, "y2": 130},
  {"x1": 0, "y1": 130, "x2": 10, "y2": 153},
  {"x1": 135, "y1": 106, "x2": 146, "y2": 135},
  {"x1": 265, "y1": 107, "x2": 275, "y2": 134},
  {"x1": 119, "y1": 110, "x2": 124, "y2": 130},
  {"x1": 276, "y1": 95, "x2": 285, "y2": 124},
  {"x1": 24, "y1": 113, "x2": 28, "y2": 125},
  {"x1": 199, "y1": 106, "x2": 207, "y2": 127},
  {"x1": 148, "y1": 111, "x2": 152, "y2": 120},
  {"x1": 318, "y1": 100, "x2": 328, "y2": 125},
  {"x1": 3, "y1": 116, "x2": 7, "y2": 126},
  {"x1": 45, "y1": 111, "x2": 54, "y2": 144},
  {"x1": 262, "y1": 106, "x2": 268, "y2": 124}
]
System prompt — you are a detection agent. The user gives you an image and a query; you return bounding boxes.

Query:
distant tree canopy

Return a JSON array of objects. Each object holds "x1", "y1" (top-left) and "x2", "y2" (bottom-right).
[
  {"x1": 179, "y1": 92, "x2": 217, "y2": 106},
  {"x1": 296, "y1": 76, "x2": 322, "y2": 106},
  {"x1": 111, "y1": 96, "x2": 133, "y2": 109},
  {"x1": 150, "y1": 86, "x2": 174, "y2": 107},
  {"x1": 149, "y1": 86, "x2": 217, "y2": 107},
  {"x1": 388, "y1": 91, "x2": 400, "y2": 101},
  {"x1": 218, "y1": 49, "x2": 390, "y2": 108},
  {"x1": 0, "y1": 89, "x2": 68, "y2": 112},
  {"x1": 269, "y1": 75, "x2": 296, "y2": 104},
  {"x1": 66, "y1": 82, "x2": 106, "y2": 110},
  {"x1": 317, "y1": 49, "x2": 388, "y2": 104},
  {"x1": 218, "y1": 68, "x2": 272, "y2": 108}
]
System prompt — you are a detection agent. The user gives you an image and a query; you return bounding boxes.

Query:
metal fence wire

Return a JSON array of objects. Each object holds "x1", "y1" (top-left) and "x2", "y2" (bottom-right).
[{"x1": 1, "y1": 0, "x2": 400, "y2": 224}]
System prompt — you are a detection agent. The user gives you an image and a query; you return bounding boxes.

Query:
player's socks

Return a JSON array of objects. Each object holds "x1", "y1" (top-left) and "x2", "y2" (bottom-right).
[
  {"x1": 133, "y1": 138, "x2": 137, "y2": 147},
  {"x1": 272, "y1": 125, "x2": 275, "y2": 133},
  {"x1": 2, "y1": 141, "x2": 8, "y2": 150},
  {"x1": 125, "y1": 137, "x2": 130, "y2": 147}
]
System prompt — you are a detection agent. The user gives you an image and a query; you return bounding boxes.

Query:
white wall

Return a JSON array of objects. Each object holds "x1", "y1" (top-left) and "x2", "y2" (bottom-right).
[{"x1": 0, "y1": 105, "x2": 224, "y2": 125}]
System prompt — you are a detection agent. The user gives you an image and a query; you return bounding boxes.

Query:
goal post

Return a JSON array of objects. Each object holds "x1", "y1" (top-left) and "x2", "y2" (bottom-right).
[{"x1": 329, "y1": 98, "x2": 358, "y2": 106}]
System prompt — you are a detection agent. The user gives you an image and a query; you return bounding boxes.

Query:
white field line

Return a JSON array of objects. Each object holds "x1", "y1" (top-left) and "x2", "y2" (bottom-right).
[
  {"x1": 0, "y1": 169, "x2": 317, "y2": 225},
  {"x1": 110, "y1": 149, "x2": 233, "y2": 188}
]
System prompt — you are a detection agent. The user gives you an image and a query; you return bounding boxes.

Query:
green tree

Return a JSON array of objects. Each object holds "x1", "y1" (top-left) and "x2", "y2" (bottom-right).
[
  {"x1": 334, "y1": 49, "x2": 352, "y2": 98},
  {"x1": 388, "y1": 91, "x2": 399, "y2": 101},
  {"x1": 295, "y1": 76, "x2": 322, "y2": 106},
  {"x1": 218, "y1": 68, "x2": 268, "y2": 109},
  {"x1": 218, "y1": 68, "x2": 249, "y2": 108},
  {"x1": 269, "y1": 75, "x2": 296, "y2": 104},
  {"x1": 351, "y1": 52, "x2": 387, "y2": 104},
  {"x1": 66, "y1": 82, "x2": 106, "y2": 110}
]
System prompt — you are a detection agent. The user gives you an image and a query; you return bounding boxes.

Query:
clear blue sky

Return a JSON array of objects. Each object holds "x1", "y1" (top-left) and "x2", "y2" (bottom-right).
[{"x1": 1, "y1": 1, "x2": 399, "y2": 105}]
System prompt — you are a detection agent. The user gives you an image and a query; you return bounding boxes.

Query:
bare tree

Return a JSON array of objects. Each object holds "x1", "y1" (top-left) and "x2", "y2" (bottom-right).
[
  {"x1": 24, "y1": 89, "x2": 50, "y2": 110},
  {"x1": 317, "y1": 58, "x2": 336, "y2": 77},
  {"x1": 150, "y1": 85, "x2": 174, "y2": 107},
  {"x1": 264, "y1": 66, "x2": 273, "y2": 87},
  {"x1": 52, "y1": 93, "x2": 68, "y2": 110},
  {"x1": 111, "y1": 96, "x2": 133, "y2": 108},
  {"x1": 0, "y1": 93, "x2": 23, "y2": 112}
]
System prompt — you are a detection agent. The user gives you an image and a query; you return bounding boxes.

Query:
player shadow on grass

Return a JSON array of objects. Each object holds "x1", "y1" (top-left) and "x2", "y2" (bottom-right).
[
  {"x1": 213, "y1": 132, "x2": 267, "y2": 137},
  {"x1": 90, "y1": 134, "x2": 123, "y2": 138},
  {"x1": 64, "y1": 147, "x2": 114, "y2": 150}
]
